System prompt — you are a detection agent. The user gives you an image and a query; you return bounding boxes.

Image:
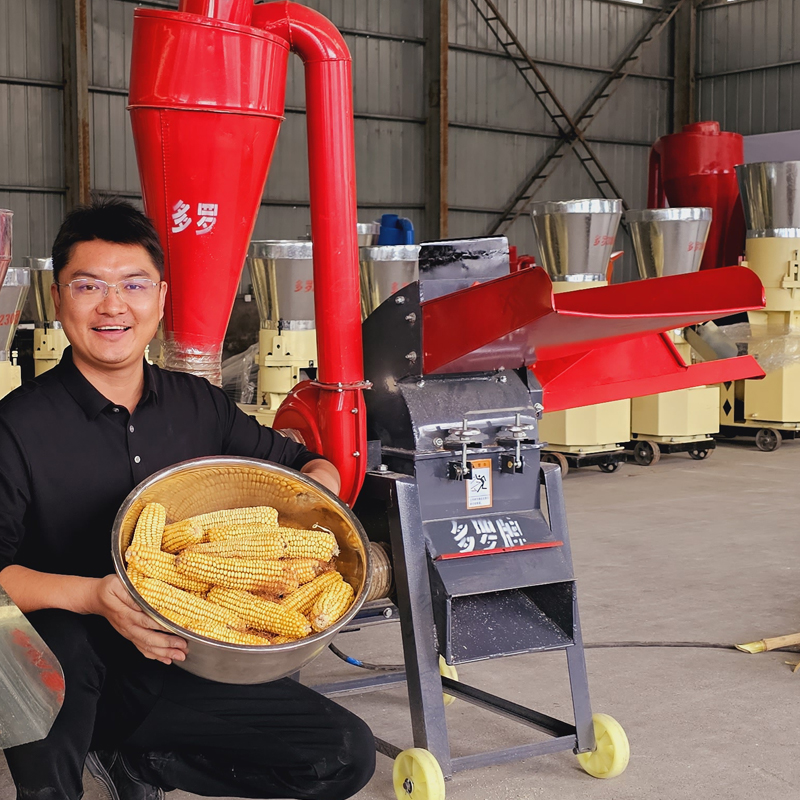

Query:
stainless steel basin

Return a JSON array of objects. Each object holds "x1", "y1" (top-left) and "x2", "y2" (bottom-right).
[{"x1": 112, "y1": 457, "x2": 372, "y2": 684}]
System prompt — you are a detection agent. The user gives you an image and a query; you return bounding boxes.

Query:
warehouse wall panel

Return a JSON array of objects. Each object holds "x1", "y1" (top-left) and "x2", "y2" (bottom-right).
[
  {"x1": 697, "y1": 0, "x2": 800, "y2": 135},
  {"x1": 447, "y1": 0, "x2": 672, "y2": 282},
  {"x1": 450, "y1": 0, "x2": 672, "y2": 77},
  {"x1": 0, "y1": 0, "x2": 64, "y2": 264}
]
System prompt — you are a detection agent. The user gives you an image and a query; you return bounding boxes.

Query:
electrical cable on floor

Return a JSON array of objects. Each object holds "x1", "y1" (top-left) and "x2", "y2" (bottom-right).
[
  {"x1": 328, "y1": 640, "x2": 767, "y2": 672},
  {"x1": 328, "y1": 643, "x2": 404, "y2": 671}
]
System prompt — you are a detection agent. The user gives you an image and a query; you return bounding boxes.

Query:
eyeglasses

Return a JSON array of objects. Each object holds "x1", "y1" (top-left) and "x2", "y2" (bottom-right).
[{"x1": 56, "y1": 278, "x2": 163, "y2": 304}]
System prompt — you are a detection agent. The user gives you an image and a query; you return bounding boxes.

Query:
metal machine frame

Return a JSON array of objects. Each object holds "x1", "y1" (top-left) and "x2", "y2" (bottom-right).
[{"x1": 314, "y1": 463, "x2": 596, "y2": 776}]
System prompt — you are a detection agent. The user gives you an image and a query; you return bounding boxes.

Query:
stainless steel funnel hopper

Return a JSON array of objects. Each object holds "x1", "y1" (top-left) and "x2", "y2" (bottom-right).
[
  {"x1": 530, "y1": 199, "x2": 622, "y2": 283},
  {"x1": 359, "y1": 244, "x2": 420, "y2": 319},
  {"x1": 0, "y1": 269, "x2": 30, "y2": 359},
  {"x1": 24, "y1": 258, "x2": 59, "y2": 328},
  {"x1": 246, "y1": 241, "x2": 315, "y2": 331},
  {"x1": 626, "y1": 208, "x2": 712, "y2": 279},
  {"x1": 0, "y1": 210, "x2": 11, "y2": 288},
  {"x1": 735, "y1": 161, "x2": 800, "y2": 235}
]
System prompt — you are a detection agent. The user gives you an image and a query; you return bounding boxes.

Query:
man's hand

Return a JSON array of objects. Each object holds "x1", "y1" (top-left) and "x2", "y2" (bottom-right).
[
  {"x1": 90, "y1": 575, "x2": 187, "y2": 665},
  {"x1": 301, "y1": 458, "x2": 341, "y2": 496}
]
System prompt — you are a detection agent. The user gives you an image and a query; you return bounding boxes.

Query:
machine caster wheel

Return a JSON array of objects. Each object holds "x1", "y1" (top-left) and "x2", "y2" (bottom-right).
[
  {"x1": 633, "y1": 440, "x2": 660, "y2": 466},
  {"x1": 598, "y1": 461, "x2": 620, "y2": 473},
  {"x1": 439, "y1": 655, "x2": 458, "y2": 707},
  {"x1": 755, "y1": 428, "x2": 782, "y2": 452},
  {"x1": 689, "y1": 447, "x2": 712, "y2": 460},
  {"x1": 576, "y1": 713, "x2": 630, "y2": 779},
  {"x1": 542, "y1": 452, "x2": 569, "y2": 477},
  {"x1": 393, "y1": 748, "x2": 446, "y2": 800}
]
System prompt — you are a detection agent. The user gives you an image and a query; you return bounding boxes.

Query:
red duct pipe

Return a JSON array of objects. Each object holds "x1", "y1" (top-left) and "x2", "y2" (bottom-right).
[{"x1": 252, "y1": 2, "x2": 367, "y2": 505}]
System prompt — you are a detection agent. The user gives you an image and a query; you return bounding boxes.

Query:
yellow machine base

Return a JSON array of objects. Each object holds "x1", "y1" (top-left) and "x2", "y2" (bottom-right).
[
  {"x1": 720, "y1": 373, "x2": 800, "y2": 429},
  {"x1": 33, "y1": 327, "x2": 69, "y2": 377},
  {"x1": 0, "y1": 360, "x2": 22, "y2": 399},
  {"x1": 631, "y1": 386, "x2": 719, "y2": 439},
  {"x1": 258, "y1": 327, "x2": 316, "y2": 409},
  {"x1": 539, "y1": 399, "x2": 631, "y2": 451}
]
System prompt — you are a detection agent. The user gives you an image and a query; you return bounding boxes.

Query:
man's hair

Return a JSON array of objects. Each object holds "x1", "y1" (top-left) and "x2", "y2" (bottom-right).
[{"x1": 52, "y1": 197, "x2": 165, "y2": 282}]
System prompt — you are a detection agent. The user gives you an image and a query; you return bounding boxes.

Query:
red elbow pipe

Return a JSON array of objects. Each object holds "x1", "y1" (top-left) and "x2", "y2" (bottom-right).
[
  {"x1": 252, "y1": 2, "x2": 362, "y2": 386},
  {"x1": 252, "y1": 2, "x2": 367, "y2": 504}
]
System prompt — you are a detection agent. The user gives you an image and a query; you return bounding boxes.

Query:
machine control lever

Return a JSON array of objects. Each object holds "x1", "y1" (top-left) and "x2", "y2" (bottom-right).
[
  {"x1": 496, "y1": 413, "x2": 536, "y2": 474},
  {"x1": 444, "y1": 418, "x2": 484, "y2": 481}
]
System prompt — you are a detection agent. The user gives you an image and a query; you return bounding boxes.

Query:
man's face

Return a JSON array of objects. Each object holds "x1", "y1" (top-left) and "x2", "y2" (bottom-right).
[{"x1": 51, "y1": 239, "x2": 167, "y2": 373}]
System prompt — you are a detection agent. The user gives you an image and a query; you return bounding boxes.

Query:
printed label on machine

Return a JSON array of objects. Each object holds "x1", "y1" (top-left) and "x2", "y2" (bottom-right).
[
  {"x1": 466, "y1": 459, "x2": 492, "y2": 509},
  {"x1": 423, "y1": 512, "x2": 562, "y2": 559}
]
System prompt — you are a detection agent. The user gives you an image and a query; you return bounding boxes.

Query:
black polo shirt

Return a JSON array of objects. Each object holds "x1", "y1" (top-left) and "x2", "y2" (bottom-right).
[{"x1": 0, "y1": 347, "x2": 323, "y2": 580}]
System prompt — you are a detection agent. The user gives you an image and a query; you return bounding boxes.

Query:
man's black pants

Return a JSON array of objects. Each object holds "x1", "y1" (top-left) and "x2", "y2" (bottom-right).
[{"x1": 3, "y1": 610, "x2": 376, "y2": 800}]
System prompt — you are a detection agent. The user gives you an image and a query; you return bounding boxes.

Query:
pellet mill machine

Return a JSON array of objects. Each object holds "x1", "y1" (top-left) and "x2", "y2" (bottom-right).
[
  {"x1": 716, "y1": 161, "x2": 800, "y2": 450},
  {"x1": 125, "y1": 2, "x2": 766, "y2": 796},
  {"x1": 239, "y1": 227, "x2": 417, "y2": 427},
  {"x1": 624, "y1": 207, "x2": 721, "y2": 466},
  {"x1": 0, "y1": 211, "x2": 30, "y2": 400},
  {"x1": 23, "y1": 258, "x2": 70, "y2": 377}
]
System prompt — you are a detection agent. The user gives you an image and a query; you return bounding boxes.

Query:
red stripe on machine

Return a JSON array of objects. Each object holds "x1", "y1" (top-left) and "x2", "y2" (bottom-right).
[{"x1": 435, "y1": 541, "x2": 564, "y2": 561}]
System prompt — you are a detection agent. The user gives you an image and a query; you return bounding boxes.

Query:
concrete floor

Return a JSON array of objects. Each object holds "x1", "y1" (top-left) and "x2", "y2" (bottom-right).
[{"x1": 4, "y1": 441, "x2": 799, "y2": 799}]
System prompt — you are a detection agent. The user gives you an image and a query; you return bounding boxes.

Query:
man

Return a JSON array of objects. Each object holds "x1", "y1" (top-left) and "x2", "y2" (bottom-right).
[{"x1": 0, "y1": 199, "x2": 375, "y2": 800}]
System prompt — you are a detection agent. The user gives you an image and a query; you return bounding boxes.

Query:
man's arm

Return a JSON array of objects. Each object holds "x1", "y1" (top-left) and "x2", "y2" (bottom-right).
[
  {"x1": 0, "y1": 565, "x2": 187, "y2": 665},
  {"x1": 301, "y1": 458, "x2": 341, "y2": 495}
]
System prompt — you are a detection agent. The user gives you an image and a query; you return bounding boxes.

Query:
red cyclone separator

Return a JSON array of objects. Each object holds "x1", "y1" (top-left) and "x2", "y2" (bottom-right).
[
  {"x1": 648, "y1": 121, "x2": 746, "y2": 271},
  {"x1": 128, "y1": 9, "x2": 288, "y2": 355},
  {"x1": 251, "y1": 2, "x2": 367, "y2": 506}
]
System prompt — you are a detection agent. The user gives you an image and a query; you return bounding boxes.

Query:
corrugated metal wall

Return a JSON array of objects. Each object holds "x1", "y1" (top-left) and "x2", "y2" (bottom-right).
[
  {"x1": 1, "y1": 0, "x2": 688, "y2": 283},
  {"x1": 697, "y1": 0, "x2": 800, "y2": 135},
  {"x1": 448, "y1": 0, "x2": 674, "y2": 282},
  {"x1": 0, "y1": 0, "x2": 64, "y2": 264}
]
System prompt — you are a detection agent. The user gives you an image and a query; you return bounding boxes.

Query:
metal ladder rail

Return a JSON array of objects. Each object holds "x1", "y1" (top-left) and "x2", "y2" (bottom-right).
[
  {"x1": 467, "y1": 0, "x2": 628, "y2": 215},
  {"x1": 480, "y1": 0, "x2": 688, "y2": 236}
]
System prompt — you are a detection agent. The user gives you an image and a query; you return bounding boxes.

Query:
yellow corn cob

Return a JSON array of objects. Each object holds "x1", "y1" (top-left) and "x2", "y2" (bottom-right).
[
  {"x1": 279, "y1": 527, "x2": 339, "y2": 561},
  {"x1": 310, "y1": 580, "x2": 355, "y2": 632},
  {"x1": 204, "y1": 523, "x2": 284, "y2": 544},
  {"x1": 126, "y1": 566, "x2": 145, "y2": 588},
  {"x1": 130, "y1": 502, "x2": 166, "y2": 551},
  {"x1": 159, "y1": 608, "x2": 273, "y2": 645},
  {"x1": 165, "y1": 506, "x2": 280, "y2": 539},
  {"x1": 175, "y1": 551, "x2": 299, "y2": 594},
  {"x1": 283, "y1": 558, "x2": 331, "y2": 585},
  {"x1": 270, "y1": 634, "x2": 299, "y2": 645},
  {"x1": 282, "y1": 571, "x2": 344, "y2": 616},
  {"x1": 161, "y1": 520, "x2": 204, "y2": 554},
  {"x1": 126, "y1": 548, "x2": 212, "y2": 594},
  {"x1": 207, "y1": 587, "x2": 312, "y2": 638},
  {"x1": 186, "y1": 532, "x2": 287, "y2": 560},
  {"x1": 136, "y1": 577, "x2": 246, "y2": 630},
  {"x1": 188, "y1": 621, "x2": 273, "y2": 646}
]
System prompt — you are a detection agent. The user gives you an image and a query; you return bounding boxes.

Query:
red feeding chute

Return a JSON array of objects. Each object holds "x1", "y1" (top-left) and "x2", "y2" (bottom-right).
[
  {"x1": 649, "y1": 121, "x2": 746, "y2": 271},
  {"x1": 420, "y1": 266, "x2": 766, "y2": 410},
  {"x1": 128, "y1": 1, "x2": 367, "y2": 504}
]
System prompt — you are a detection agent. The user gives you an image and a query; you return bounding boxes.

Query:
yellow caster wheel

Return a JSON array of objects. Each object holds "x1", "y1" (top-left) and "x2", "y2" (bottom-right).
[
  {"x1": 393, "y1": 748, "x2": 445, "y2": 800},
  {"x1": 576, "y1": 713, "x2": 630, "y2": 779},
  {"x1": 439, "y1": 656, "x2": 458, "y2": 707}
]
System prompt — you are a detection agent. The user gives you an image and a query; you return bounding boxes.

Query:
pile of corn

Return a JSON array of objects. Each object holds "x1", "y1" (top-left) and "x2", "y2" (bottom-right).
[{"x1": 124, "y1": 502, "x2": 355, "y2": 646}]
